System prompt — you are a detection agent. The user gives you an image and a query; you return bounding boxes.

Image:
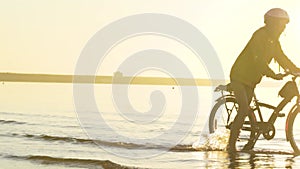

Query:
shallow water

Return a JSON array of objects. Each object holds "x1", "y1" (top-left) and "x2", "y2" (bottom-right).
[
  {"x1": 1, "y1": 109, "x2": 299, "y2": 169},
  {"x1": 1, "y1": 82, "x2": 300, "y2": 168}
]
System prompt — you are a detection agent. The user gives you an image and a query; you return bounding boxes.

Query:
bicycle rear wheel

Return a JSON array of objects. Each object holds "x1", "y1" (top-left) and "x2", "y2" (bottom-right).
[
  {"x1": 287, "y1": 105, "x2": 300, "y2": 154},
  {"x1": 209, "y1": 97, "x2": 257, "y2": 151},
  {"x1": 209, "y1": 97, "x2": 238, "y2": 133}
]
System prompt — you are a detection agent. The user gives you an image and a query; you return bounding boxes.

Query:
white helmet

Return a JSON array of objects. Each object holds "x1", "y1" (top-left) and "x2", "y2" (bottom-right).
[{"x1": 264, "y1": 8, "x2": 289, "y2": 24}]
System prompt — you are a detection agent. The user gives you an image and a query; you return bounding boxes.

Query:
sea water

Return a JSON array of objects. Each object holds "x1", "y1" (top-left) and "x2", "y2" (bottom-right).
[{"x1": 1, "y1": 82, "x2": 300, "y2": 169}]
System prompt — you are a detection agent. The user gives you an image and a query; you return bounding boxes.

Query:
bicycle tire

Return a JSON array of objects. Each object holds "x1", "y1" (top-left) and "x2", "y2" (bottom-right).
[
  {"x1": 209, "y1": 97, "x2": 238, "y2": 133},
  {"x1": 286, "y1": 105, "x2": 300, "y2": 154}
]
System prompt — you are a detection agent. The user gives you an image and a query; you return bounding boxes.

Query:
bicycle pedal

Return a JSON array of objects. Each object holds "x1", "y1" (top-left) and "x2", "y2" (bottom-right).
[{"x1": 278, "y1": 113, "x2": 285, "y2": 117}]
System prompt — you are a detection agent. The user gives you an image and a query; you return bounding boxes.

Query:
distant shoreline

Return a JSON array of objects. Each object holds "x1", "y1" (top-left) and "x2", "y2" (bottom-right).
[
  {"x1": 0, "y1": 72, "x2": 282, "y2": 87},
  {"x1": 0, "y1": 72, "x2": 227, "y2": 86}
]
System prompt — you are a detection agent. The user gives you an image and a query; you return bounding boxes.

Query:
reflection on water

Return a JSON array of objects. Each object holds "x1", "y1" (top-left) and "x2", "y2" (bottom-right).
[
  {"x1": 189, "y1": 150, "x2": 298, "y2": 169},
  {"x1": 227, "y1": 151, "x2": 297, "y2": 169}
]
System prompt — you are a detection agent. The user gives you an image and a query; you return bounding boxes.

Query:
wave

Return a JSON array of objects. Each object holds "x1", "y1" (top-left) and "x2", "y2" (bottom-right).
[
  {"x1": 6, "y1": 155, "x2": 138, "y2": 169},
  {"x1": 9, "y1": 133, "x2": 198, "y2": 152},
  {"x1": 12, "y1": 131, "x2": 292, "y2": 154},
  {"x1": 5, "y1": 133, "x2": 293, "y2": 155},
  {"x1": 0, "y1": 119, "x2": 26, "y2": 125},
  {"x1": 170, "y1": 144, "x2": 199, "y2": 152},
  {"x1": 0, "y1": 118, "x2": 78, "y2": 129},
  {"x1": 24, "y1": 133, "x2": 148, "y2": 149},
  {"x1": 240, "y1": 149, "x2": 294, "y2": 155},
  {"x1": 0, "y1": 111, "x2": 74, "y2": 119}
]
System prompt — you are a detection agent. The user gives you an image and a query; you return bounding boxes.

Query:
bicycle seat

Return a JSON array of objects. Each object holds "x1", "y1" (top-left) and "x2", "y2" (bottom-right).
[{"x1": 214, "y1": 83, "x2": 234, "y2": 92}]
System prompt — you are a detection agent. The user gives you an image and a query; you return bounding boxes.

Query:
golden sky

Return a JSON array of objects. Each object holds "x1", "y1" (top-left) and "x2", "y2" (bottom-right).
[{"x1": 1, "y1": 0, "x2": 300, "y2": 78}]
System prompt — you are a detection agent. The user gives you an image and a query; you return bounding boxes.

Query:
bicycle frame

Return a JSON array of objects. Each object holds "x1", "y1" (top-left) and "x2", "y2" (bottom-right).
[
  {"x1": 253, "y1": 95, "x2": 291, "y2": 124},
  {"x1": 243, "y1": 75, "x2": 300, "y2": 143}
]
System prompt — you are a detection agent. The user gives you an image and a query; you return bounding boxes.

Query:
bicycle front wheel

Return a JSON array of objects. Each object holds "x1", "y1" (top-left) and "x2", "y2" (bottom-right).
[{"x1": 287, "y1": 105, "x2": 300, "y2": 154}]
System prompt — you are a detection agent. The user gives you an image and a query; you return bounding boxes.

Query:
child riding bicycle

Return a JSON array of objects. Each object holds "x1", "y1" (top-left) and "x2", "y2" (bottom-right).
[{"x1": 228, "y1": 8, "x2": 300, "y2": 153}]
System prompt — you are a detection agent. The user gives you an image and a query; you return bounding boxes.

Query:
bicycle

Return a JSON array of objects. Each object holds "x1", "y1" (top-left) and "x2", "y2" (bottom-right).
[{"x1": 208, "y1": 72, "x2": 300, "y2": 154}]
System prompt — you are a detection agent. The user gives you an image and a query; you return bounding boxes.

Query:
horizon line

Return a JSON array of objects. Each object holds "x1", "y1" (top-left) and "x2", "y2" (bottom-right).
[{"x1": 0, "y1": 72, "x2": 283, "y2": 87}]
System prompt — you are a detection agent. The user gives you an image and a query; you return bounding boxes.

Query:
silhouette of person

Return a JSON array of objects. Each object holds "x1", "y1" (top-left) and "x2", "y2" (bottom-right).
[{"x1": 227, "y1": 8, "x2": 300, "y2": 153}]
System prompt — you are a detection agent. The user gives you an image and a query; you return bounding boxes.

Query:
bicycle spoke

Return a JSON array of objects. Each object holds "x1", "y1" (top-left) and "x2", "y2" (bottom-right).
[{"x1": 209, "y1": 98, "x2": 238, "y2": 133}]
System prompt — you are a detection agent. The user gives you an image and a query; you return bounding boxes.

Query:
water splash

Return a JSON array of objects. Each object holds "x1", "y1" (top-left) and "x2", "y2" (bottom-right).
[{"x1": 192, "y1": 129, "x2": 230, "y2": 151}]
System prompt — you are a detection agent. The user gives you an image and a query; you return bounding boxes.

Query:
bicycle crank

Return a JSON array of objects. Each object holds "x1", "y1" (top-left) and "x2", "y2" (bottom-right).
[{"x1": 256, "y1": 122, "x2": 276, "y2": 140}]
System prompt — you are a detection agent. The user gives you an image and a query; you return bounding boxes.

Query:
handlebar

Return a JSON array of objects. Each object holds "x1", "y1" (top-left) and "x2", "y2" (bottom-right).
[
  {"x1": 287, "y1": 71, "x2": 300, "y2": 77},
  {"x1": 283, "y1": 71, "x2": 300, "y2": 81}
]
